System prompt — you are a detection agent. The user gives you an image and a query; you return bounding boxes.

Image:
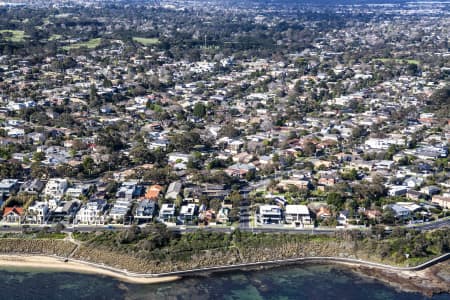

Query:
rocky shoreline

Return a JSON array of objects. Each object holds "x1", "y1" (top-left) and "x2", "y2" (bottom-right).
[
  {"x1": 186, "y1": 259, "x2": 450, "y2": 297},
  {"x1": 351, "y1": 261, "x2": 450, "y2": 297}
]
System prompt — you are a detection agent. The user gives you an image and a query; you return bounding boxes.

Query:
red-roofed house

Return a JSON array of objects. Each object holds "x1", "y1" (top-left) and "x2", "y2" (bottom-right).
[
  {"x1": 145, "y1": 185, "x2": 164, "y2": 200},
  {"x1": 3, "y1": 206, "x2": 23, "y2": 223}
]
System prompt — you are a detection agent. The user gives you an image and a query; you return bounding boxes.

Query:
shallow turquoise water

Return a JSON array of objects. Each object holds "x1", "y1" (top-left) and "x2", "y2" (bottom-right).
[{"x1": 0, "y1": 264, "x2": 448, "y2": 300}]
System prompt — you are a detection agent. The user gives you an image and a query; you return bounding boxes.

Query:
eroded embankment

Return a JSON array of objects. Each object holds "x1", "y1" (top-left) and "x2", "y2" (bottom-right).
[{"x1": 0, "y1": 237, "x2": 448, "y2": 295}]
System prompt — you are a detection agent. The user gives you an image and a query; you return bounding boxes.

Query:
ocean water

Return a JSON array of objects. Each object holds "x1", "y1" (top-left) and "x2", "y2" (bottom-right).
[{"x1": 0, "y1": 264, "x2": 449, "y2": 300}]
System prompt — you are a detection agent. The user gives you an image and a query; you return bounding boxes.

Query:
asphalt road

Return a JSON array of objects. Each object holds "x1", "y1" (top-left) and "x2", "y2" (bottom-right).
[
  {"x1": 238, "y1": 205, "x2": 250, "y2": 229},
  {"x1": 408, "y1": 218, "x2": 450, "y2": 231},
  {"x1": 0, "y1": 217, "x2": 448, "y2": 235}
]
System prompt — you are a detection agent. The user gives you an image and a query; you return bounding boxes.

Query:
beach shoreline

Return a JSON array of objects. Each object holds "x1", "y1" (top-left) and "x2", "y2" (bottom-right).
[
  {"x1": 0, "y1": 255, "x2": 181, "y2": 284},
  {"x1": 0, "y1": 253, "x2": 447, "y2": 295}
]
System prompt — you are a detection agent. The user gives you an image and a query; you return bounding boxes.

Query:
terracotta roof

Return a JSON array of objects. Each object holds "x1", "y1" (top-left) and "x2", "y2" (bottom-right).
[
  {"x1": 3, "y1": 206, "x2": 24, "y2": 217},
  {"x1": 145, "y1": 185, "x2": 164, "y2": 199}
]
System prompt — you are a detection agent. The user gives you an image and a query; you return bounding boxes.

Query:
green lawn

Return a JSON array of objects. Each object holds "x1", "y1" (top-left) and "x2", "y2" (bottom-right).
[
  {"x1": 373, "y1": 58, "x2": 420, "y2": 65},
  {"x1": 0, "y1": 30, "x2": 28, "y2": 42},
  {"x1": 63, "y1": 38, "x2": 102, "y2": 50},
  {"x1": 132, "y1": 37, "x2": 159, "y2": 46}
]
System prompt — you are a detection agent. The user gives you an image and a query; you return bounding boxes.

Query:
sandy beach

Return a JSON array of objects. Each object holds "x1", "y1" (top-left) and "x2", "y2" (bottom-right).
[{"x1": 0, "y1": 255, "x2": 181, "y2": 284}]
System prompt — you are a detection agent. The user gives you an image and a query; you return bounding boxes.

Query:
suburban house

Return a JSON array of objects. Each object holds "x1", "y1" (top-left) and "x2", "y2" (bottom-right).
[
  {"x1": 115, "y1": 181, "x2": 142, "y2": 200},
  {"x1": 225, "y1": 163, "x2": 256, "y2": 178},
  {"x1": 145, "y1": 185, "x2": 164, "y2": 200},
  {"x1": 49, "y1": 200, "x2": 80, "y2": 223},
  {"x1": 66, "y1": 186, "x2": 88, "y2": 200},
  {"x1": 316, "y1": 206, "x2": 332, "y2": 219},
  {"x1": 159, "y1": 203, "x2": 176, "y2": 222},
  {"x1": 178, "y1": 203, "x2": 199, "y2": 224},
  {"x1": 277, "y1": 179, "x2": 310, "y2": 190},
  {"x1": 337, "y1": 210, "x2": 350, "y2": 225},
  {"x1": 109, "y1": 199, "x2": 132, "y2": 222},
  {"x1": 420, "y1": 186, "x2": 440, "y2": 196},
  {"x1": 20, "y1": 179, "x2": 45, "y2": 194},
  {"x1": 43, "y1": 178, "x2": 68, "y2": 199},
  {"x1": 364, "y1": 209, "x2": 382, "y2": 220},
  {"x1": 216, "y1": 207, "x2": 231, "y2": 224},
  {"x1": 404, "y1": 176, "x2": 424, "y2": 188},
  {"x1": 26, "y1": 201, "x2": 49, "y2": 224},
  {"x1": 75, "y1": 200, "x2": 107, "y2": 224},
  {"x1": 168, "y1": 152, "x2": 192, "y2": 164},
  {"x1": 388, "y1": 186, "x2": 408, "y2": 197},
  {"x1": 165, "y1": 181, "x2": 182, "y2": 200},
  {"x1": 284, "y1": 205, "x2": 311, "y2": 227},
  {"x1": 202, "y1": 184, "x2": 230, "y2": 200},
  {"x1": 2, "y1": 206, "x2": 23, "y2": 223},
  {"x1": 256, "y1": 205, "x2": 283, "y2": 224},
  {"x1": 406, "y1": 190, "x2": 427, "y2": 201},
  {"x1": 431, "y1": 195, "x2": 450, "y2": 209},
  {"x1": 134, "y1": 200, "x2": 157, "y2": 222},
  {"x1": 384, "y1": 204, "x2": 411, "y2": 219},
  {"x1": 0, "y1": 179, "x2": 20, "y2": 200}
]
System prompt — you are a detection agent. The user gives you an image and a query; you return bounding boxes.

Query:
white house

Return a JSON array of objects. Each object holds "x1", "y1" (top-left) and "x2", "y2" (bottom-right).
[
  {"x1": 388, "y1": 186, "x2": 408, "y2": 197},
  {"x1": 66, "y1": 186, "x2": 88, "y2": 200},
  {"x1": 168, "y1": 153, "x2": 192, "y2": 164},
  {"x1": 75, "y1": 200, "x2": 107, "y2": 224},
  {"x1": 285, "y1": 205, "x2": 311, "y2": 226},
  {"x1": 179, "y1": 203, "x2": 198, "y2": 224},
  {"x1": 384, "y1": 204, "x2": 410, "y2": 219},
  {"x1": 43, "y1": 178, "x2": 68, "y2": 199},
  {"x1": 26, "y1": 201, "x2": 49, "y2": 224},
  {"x1": 365, "y1": 137, "x2": 404, "y2": 150},
  {"x1": 404, "y1": 176, "x2": 424, "y2": 188},
  {"x1": 159, "y1": 203, "x2": 176, "y2": 222},
  {"x1": 256, "y1": 205, "x2": 283, "y2": 224},
  {"x1": 109, "y1": 199, "x2": 132, "y2": 222}
]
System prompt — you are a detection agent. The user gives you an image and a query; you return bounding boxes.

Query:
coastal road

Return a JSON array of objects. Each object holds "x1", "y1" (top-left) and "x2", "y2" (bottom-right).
[
  {"x1": 408, "y1": 218, "x2": 450, "y2": 231},
  {"x1": 1, "y1": 217, "x2": 448, "y2": 235}
]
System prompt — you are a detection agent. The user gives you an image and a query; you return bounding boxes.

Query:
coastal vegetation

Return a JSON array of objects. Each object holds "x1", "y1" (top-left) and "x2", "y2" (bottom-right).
[
  {"x1": 72, "y1": 226, "x2": 450, "y2": 269},
  {"x1": 0, "y1": 226, "x2": 447, "y2": 274}
]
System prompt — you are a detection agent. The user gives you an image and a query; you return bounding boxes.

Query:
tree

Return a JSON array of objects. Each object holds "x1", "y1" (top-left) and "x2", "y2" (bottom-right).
[
  {"x1": 193, "y1": 102, "x2": 207, "y2": 119},
  {"x1": 302, "y1": 141, "x2": 316, "y2": 157},
  {"x1": 406, "y1": 63, "x2": 420, "y2": 76},
  {"x1": 209, "y1": 198, "x2": 222, "y2": 212},
  {"x1": 326, "y1": 192, "x2": 345, "y2": 211},
  {"x1": 89, "y1": 83, "x2": 99, "y2": 106},
  {"x1": 382, "y1": 207, "x2": 396, "y2": 225},
  {"x1": 341, "y1": 169, "x2": 358, "y2": 181},
  {"x1": 170, "y1": 132, "x2": 201, "y2": 152},
  {"x1": 245, "y1": 168, "x2": 256, "y2": 181},
  {"x1": 96, "y1": 132, "x2": 125, "y2": 152},
  {"x1": 228, "y1": 190, "x2": 243, "y2": 207},
  {"x1": 219, "y1": 124, "x2": 240, "y2": 138},
  {"x1": 82, "y1": 156, "x2": 95, "y2": 176},
  {"x1": 351, "y1": 126, "x2": 366, "y2": 139},
  {"x1": 130, "y1": 145, "x2": 155, "y2": 165},
  {"x1": 55, "y1": 222, "x2": 65, "y2": 234},
  {"x1": 32, "y1": 151, "x2": 45, "y2": 162},
  {"x1": 31, "y1": 162, "x2": 49, "y2": 179}
]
